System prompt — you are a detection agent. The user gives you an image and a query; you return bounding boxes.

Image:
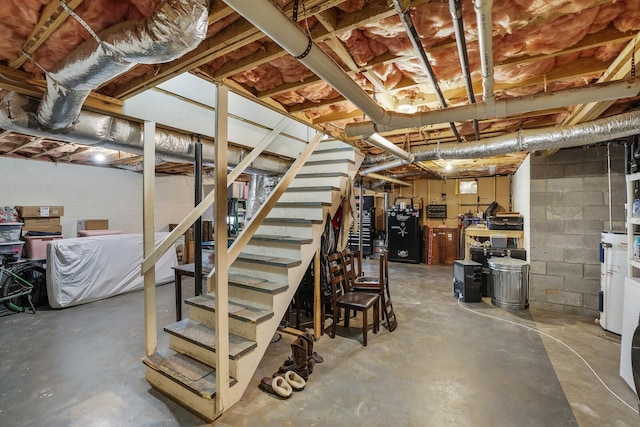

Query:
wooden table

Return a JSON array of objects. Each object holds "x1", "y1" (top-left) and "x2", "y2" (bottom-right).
[
  {"x1": 172, "y1": 263, "x2": 210, "y2": 321},
  {"x1": 464, "y1": 227, "x2": 524, "y2": 260}
]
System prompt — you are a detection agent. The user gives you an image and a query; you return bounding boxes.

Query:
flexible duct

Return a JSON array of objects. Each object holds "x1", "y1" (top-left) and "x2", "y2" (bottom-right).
[
  {"x1": 1, "y1": 92, "x2": 290, "y2": 174},
  {"x1": 361, "y1": 110, "x2": 640, "y2": 165},
  {"x1": 37, "y1": 0, "x2": 208, "y2": 130}
]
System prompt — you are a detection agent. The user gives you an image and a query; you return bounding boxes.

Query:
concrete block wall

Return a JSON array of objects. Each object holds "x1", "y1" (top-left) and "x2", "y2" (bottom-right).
[
  {"x1": 1, "y1": 156, "x2": 195, "y2": 237},
  {"x1": 529, "y1": 144, "x2": 626, "y2": 316}
]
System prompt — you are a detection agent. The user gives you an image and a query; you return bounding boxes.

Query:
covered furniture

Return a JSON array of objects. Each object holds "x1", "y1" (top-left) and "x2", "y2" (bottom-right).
[{"x1": 46, "y1": 233, "x2": 177, "y2": 308}]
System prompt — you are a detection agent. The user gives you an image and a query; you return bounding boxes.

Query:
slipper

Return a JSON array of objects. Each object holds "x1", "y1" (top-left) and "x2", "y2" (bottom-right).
[
  {"x1": 284, "y1": 371, "x2": 306, "y2": 391},
  {"x1": 259, "y1": 376, "x2": 292, "y2": 398}
]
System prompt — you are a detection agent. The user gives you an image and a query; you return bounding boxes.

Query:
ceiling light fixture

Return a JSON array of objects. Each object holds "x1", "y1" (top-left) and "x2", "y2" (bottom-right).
[
  {"x1": 93, "y1": 150, "x2": 106, "y2": 162},
  {"x1": 445, "y1": 163, "x2": 453, "y2": 171},
  {"x1": 397, "y1": 96, "x2": 417, "y2": 114}
]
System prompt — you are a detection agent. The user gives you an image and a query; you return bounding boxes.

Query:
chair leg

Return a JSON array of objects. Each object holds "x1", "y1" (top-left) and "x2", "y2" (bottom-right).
[
  {"x1": 362, "y1": 308, "x2": 368, "y2": 346},
  {"x1": 344, "y1": 308, "x2": 350, "y2": 328},
  {"x1": 374, "y1": 300, "x2": 379, "y2": 334}
]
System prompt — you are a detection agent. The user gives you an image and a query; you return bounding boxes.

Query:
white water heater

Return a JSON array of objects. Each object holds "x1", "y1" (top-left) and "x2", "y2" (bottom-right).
[{"x1": 600, "y1": 231, "x2": 627, "y2": 334}]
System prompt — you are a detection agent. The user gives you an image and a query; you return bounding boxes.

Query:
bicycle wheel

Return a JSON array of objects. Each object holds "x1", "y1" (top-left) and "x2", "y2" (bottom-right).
[{"x1": 1, "y1": 263, "x2": 37, "y2": 312}]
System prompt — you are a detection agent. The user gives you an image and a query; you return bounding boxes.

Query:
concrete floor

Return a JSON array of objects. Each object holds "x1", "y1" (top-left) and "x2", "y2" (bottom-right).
[{"x1": 0, "y1": 261, "x2": 638, "y2": 426}]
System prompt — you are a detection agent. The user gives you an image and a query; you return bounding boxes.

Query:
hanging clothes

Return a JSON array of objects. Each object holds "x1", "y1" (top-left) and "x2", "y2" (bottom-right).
[{"x1": 335, "y1": 178, "x2": 356, "y2": 251}]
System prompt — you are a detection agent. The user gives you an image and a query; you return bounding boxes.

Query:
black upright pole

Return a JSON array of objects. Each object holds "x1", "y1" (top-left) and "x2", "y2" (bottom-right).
[{"x1": 194, "y1": 138, "x2": 203, "y2": 296}]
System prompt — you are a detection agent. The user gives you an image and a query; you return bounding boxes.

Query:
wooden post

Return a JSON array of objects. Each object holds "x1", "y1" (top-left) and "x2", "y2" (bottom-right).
[
  {"x1": 213, "y1": 84, "x2": 230, "y2": 415},
  {"x1": 314, "y1": 248, "x2": 321, "y2": 337},
  {"x1": 143, "y1": 121, "x2": 157, "y2": 357}
]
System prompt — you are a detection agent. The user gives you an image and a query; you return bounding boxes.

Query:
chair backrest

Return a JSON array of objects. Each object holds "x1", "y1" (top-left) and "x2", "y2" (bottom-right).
[
  {"x1": 328, "y1": 252, "x2": 347, "y2": 297},
  {"x1": 341, "y1": 248, "x2": 357, "y2": 288}
]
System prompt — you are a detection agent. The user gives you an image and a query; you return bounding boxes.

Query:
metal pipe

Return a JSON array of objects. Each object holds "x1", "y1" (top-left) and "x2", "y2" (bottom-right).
[
  {"x1": 392, "y1": 0, "x2": 462, "y2": 142},
  {"x1": 449, "y1": 0, "x2": 480, "y2": 140},
  {"x1": 607, "y1": 142, "x2": 613, "y2": 230},
  {"x1": 194, "y1": 140, "x2": 203, "y2": 296}
]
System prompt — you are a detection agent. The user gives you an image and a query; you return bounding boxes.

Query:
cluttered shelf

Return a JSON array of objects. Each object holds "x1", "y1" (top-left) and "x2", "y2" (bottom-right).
[{"x1": 463, "y1": 225, "x2": 524, "y2": 260}]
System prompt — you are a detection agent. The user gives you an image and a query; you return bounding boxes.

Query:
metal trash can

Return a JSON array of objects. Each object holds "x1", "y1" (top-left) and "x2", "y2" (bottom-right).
[{"x1": 488, "y1": 257, "x2": 529, "y2": 310}]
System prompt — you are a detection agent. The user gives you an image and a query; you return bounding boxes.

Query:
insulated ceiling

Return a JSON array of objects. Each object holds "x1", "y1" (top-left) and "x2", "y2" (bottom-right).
[{"x1": 0, "y1": 0, "x2": 639, "y2": 181}]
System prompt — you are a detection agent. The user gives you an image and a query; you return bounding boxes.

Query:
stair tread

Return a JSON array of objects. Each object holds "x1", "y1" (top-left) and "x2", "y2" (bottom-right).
[
  {"x1": 251, "y1": 234, "x2": 313, "y2": 244},
  {"x1": 304, "y1": 159, "x2": 355, "y2": 166},
  {"x1": 185, "y1": 294, "x2": 273, "y2": 324},
  {"x1": 164, "y1": 319, "x2": 256, "y2": 360},
  {"x1": 236, "y1": 252, "x2": 302, "y2": 268},
  {"x1": 313, "y1": 146, "x2": 355, "y2": 153},
  {"x1": 143, "y1": 352, "x2": 237, "y2": 399},
  {"x1": 274, "y1": 202, "x2": 331, "y2": 207},
  {"x1": 263, "y1": 217, "x2": 322, "y2": 225},
  {"x1": 296, "y1": 172, "x2": 349, "y2": 178},
  {"x1": 228, "y1": 274, "x2": 288, "y2": 294},
  {"x1": 285, "y1": 185, "x2": 340, "y2": 192}
]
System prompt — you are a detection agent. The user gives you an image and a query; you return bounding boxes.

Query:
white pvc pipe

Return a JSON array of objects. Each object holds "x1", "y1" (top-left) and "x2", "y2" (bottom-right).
[
  {"x1": 474, "y1": 0, "x2": 494, "y2": 103},
  {"x1": 368, "y1": 133, "x2": 414, "y2": 162},
  {"x1": 346, "y1": 78, "x2": 640, "y2": 137}
]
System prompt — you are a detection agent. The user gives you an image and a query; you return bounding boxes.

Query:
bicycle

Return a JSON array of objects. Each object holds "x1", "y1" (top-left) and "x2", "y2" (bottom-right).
[{"x1": 0, "y1": 252, "x2": 45, "y2": 313}]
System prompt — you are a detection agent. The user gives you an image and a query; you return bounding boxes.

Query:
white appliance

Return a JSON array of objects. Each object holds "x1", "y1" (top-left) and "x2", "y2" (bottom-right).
[
  {"x1": 600, "y1": 231, "x2": 627, "y2": 334},
  {"x1": 620, "y1": 276, "x2": 640, "y2": 392}
]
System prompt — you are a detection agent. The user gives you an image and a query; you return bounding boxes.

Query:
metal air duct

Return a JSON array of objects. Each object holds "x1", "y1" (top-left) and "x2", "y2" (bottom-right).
[
  {"x1": 361, "y1": 110, "x2": 640, "y2": 166},
  {"x1": 0, "y1": 92, "x2": 290, "y2": 174},
  {"x1": 37, "y1": 0, "x2": 208, "y2": 130}
]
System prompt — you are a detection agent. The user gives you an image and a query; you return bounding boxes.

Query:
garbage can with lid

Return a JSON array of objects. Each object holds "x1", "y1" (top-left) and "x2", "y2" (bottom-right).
[{"x1": 488, "y1": 257, "x2": 529, "y2": 310}]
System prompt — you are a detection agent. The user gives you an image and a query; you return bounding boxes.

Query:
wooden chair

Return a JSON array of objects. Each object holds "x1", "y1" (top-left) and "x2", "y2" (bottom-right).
[
  {"x1": 349, "y1": 250, "x2": 398, "y2": 332},
  {"x1": 323, "y1": 252, "x2": 379, "y2": 346}
]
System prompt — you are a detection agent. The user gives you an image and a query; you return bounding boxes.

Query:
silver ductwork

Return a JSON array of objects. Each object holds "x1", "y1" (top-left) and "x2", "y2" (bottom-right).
[
  {"x1": 1, "y1": 93, "x2": 291, "y2": 174},
  {"x1": 361, "y1": 110, "x2": 640, "y2": 165},
  {"x1": 38, "y1": 0, "x2": 208, "y2": 130}
]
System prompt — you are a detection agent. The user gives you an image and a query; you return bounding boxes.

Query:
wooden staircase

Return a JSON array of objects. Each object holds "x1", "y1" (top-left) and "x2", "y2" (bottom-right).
[{"x1": 142, "y1": 139, "x2": 362, "y2": 421}]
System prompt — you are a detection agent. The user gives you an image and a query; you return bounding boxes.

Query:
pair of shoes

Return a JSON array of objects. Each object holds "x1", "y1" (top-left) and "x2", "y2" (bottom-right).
[
  {"x1": 259, "y1": 371, "x2": 305, "y2": 398},
  {"x1": 277, "y1": 331, "x2": 323, "y2": 378}
]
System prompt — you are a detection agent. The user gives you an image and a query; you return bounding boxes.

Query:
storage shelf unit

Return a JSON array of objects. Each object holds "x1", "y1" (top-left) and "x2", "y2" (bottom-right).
[
  {"x1": 349, "y1": 196, "x2": 375, "y2": 258},
  {"x1": 622, "y1": 171, "x2": 640, "y2": 391}
]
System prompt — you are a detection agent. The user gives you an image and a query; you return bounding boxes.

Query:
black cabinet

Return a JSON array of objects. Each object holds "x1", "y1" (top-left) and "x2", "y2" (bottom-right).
[
  {"x1": 349, "y1": 196, "x2": 375, "y2": 258},
  {"x1": 387, "y1": 208, "x2": 421, "y2": 263}
]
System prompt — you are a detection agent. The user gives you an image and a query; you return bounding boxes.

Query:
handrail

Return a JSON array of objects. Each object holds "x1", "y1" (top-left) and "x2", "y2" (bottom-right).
[{"x1": 140, "y1": 117, "x2": 289, "y2": 275}]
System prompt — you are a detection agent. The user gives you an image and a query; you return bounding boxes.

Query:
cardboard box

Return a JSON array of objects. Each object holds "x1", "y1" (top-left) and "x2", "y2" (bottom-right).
[
  {"x1": 227, "y1": 182, "x2": 246, "y2": 199},
  {"x1": 23, "y1": 217, "x2": 61, "y2": 226},
  {"x1": 77, "y1": 219, "x2": 109, "y2": 231},
  {"x1": 22, "y1": 225, "x2": 63, "y2": 235},
  {"x1": 17, "y1": 206, "x2": 64, "y2": 218}
]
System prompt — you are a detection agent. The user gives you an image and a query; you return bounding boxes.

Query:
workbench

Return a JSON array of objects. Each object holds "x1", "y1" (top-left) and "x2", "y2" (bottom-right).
[{"x1": 464, "y1": 226, "x2": 524, "y2": 260}]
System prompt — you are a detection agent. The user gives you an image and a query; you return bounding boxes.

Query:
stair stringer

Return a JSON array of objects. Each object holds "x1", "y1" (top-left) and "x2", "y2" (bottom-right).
[{"x1": 219, "y1": 142, "x2": 364, "y2": 412}]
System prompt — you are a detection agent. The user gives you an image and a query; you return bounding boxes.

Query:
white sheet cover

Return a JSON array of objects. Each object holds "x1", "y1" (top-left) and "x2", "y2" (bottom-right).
[{"x1": 46, "y1": 233, "x2": 177, "y2": 308}]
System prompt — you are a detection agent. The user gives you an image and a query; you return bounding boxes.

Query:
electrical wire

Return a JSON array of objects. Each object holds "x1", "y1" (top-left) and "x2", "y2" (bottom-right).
[{"x1": 456, "y1": 297, "x2": 640, "y2": 415}]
